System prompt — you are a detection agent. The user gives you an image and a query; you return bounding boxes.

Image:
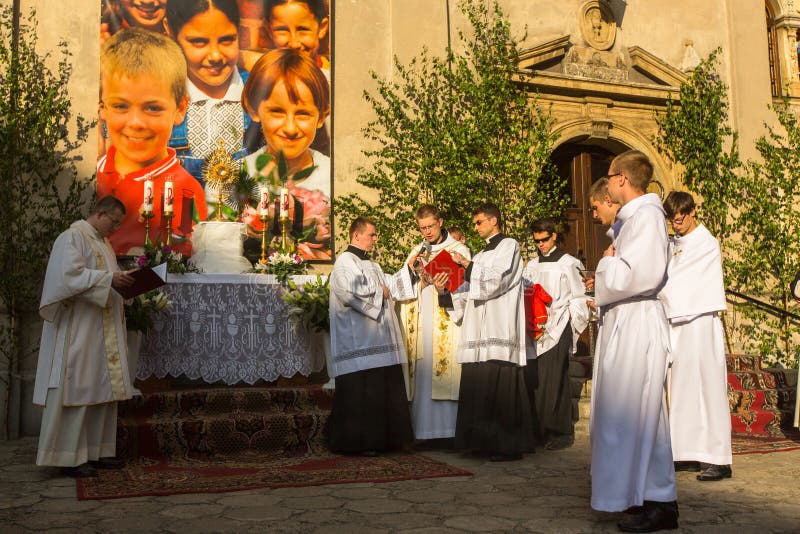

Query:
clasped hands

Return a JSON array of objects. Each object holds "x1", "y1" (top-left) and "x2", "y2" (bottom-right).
[{"x1": 112, "y1": 270, "x2": 135, "y2": 290}]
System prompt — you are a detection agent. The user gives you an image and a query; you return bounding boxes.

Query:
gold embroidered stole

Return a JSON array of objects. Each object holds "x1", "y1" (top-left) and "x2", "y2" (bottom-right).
[
  {"x1": 82, "y1": 230, "x2": 127, "y2": 401},
  {"x1": 399, "y1": 241, "x2": 463, "y2": 401}
]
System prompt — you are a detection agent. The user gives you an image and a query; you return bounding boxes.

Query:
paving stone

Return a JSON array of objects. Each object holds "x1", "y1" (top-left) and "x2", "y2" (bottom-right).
[
  {"x1": 223, "y1": 505, "x2": 294, "y2": 521},
  {"x1": 462, "y1": 491, "x2": 522, "y2": 506},
  {"x1": 159, "y1": 493, "x2": 219, "y2": 504},
  {"x1": 161, "y1": 516, "x2": 250, "y2": 533},
  {"x1": 344, "y1": 497, "x2": 413, "y2": 514},
  {"x1": 34, "y1": 498, "x2": 104, "y2": 514},
  {"x1": 443, "y1": 514, "x2": 517, "y2": 532},
  {"x1": 324, "y1": 486, "x2": 388, "y2": 500},
  {"x1": 520, "y1": 517, "x2": 603, "y2": 533},
  {"x1": 39, "y1": 484, "x2": 80, "y2": 499},
  {"x1": 96, "y1": 514, "x2": 168, "y2": 532},
  {"x1": 279, "y1": 495, "x2": 344, "y2": 510},
  {"x1": 271, "y1": 485, "x2": 333, "y2": 498},
  {"x1": 402, "y1": 529, "x2": 464, "y2": 534},
  {"x1": 159, "y1": 503, "x2": 225, "y2": 519},
  {"x1": 311, "y1": 525, "x2": 389, "y2": 534},
  {"x1": 0, "y1": 493, "x2": 41, "y2": 510},
  {"x1": 214, "y1": 493, "x2": 282, "y2": 508},
  {"x1": 369, "y1": 512, "x2": 442, "y2": 530},
  {"x1": 393, "y1": 487, "x2": 456, "y2": 504},
  {"x1": 412, "y1": 502, "x2": 481, "y2": 516},
  {"x1": 11, "y1": 511, "x2": 88, "y2": 530}
]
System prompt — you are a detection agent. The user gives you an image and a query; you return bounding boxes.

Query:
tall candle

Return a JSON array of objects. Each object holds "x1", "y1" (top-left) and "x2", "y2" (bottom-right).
[
  {"x1": 280, "y1": 187, "x2": 290, "y2": 218},
  {"x1": 143, "y1": 180, "x2": 154, "y2": 212},
  {"x1": 259, "y1": 186, "x2": 270, "y2": 216},
  {"x1": 164, "y1": 180, "x2": 174, "y2": 214}
]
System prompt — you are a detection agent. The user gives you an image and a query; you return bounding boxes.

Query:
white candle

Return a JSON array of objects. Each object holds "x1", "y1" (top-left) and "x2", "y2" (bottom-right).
[
  {"x1": 143, "y1": 180, "x2": 154, "y2": 212},
  {"x1": 280, "y1": 187, "x2": 290, "y2": 218},
  {"x1": 259, "y1": 186, "x2": 270, "y2": 216},
  {"x1": 164, "y1": 180, "x2": 174, "y2": 214}
]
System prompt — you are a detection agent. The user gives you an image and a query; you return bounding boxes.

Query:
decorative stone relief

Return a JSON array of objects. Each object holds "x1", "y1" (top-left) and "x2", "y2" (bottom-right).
[
  {"x1": 679, "y1": 40, "x2": 702, "y2": 72},
  {"x1": 580, "y1": 1, "x2": 617, "y2": 51},
  {"x1": 564, "y1": 45, "x2": 628, "y2": 83}
]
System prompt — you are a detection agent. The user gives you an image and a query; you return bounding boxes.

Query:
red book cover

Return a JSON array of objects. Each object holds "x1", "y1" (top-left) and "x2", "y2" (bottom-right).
[
  {"x1": 115, "y1": 262, "x2": 167, "y2": 299},
  {"x1": 423, "y1": 249, "x2": 466, "y2": 293}
]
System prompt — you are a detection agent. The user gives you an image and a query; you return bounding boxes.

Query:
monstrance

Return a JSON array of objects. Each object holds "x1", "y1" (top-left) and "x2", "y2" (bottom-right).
[{"x1": 203, "y1": 140, "x2": 240, "y2": 221}]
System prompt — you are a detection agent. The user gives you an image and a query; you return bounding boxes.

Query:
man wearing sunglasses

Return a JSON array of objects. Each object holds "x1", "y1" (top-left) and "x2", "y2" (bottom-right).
[
  {"x1": 522, "y1": 218, "x2": 590, "y2": 451},
  {"x1": 33, "y1": 196, "x2": 136, "y2": 478},
  {"x1": 589, "y1": 151, "x2": 678, "y2": 532}
]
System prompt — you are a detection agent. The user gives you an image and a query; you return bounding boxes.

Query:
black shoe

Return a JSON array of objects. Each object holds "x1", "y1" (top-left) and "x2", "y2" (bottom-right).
[
  {"x1": 489, "y1": 452, "x2": 522, "y2": 462},
  {"x1": 697, "y1": 464, "x2": 732, "y2": 481},
  {"x1": 60, "y1": 464, "x2": 98, "y2": 478},
  {"x1": 623, "y1": 506, "x2": 645, "y2": 515},
  {"x1": 673, "y1": 460, "x2": 700, "y2": 472},
  {"x1": 361, "y1": 450, "x2": 379, "y2": 457},
  {"x1": 89, "y1": 456, "x2": 125, "y2": 470},
  {"x1": 617, "y1": 501, "x2": 678, "y2": 532}
]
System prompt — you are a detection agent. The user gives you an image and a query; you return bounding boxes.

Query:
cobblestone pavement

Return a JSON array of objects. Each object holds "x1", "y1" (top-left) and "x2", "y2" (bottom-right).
[{"x1": 1, "y1": 423, "x2": 799, "y2": 533}]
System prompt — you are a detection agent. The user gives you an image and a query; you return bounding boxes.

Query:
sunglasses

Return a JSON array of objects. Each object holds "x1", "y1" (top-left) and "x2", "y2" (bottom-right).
[{"x1": 533, "y1": 234, "x2": 553, "y2": 244}]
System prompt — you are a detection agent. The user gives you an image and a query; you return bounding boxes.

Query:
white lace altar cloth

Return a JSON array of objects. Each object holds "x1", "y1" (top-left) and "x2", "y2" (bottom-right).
[{"x1": 137, "y1": 274, "x2": 324, "y2": 385}]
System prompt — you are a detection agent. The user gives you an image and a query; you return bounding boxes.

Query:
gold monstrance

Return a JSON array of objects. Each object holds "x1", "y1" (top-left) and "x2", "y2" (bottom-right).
[{"x1": 203, "y1": 140, "x2": 239, "y2": 221}]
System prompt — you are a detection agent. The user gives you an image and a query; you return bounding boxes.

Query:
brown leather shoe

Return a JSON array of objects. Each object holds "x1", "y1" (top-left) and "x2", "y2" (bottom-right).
[{"x1": 696, "y1": 464, "x2": 732, "y2": 481}]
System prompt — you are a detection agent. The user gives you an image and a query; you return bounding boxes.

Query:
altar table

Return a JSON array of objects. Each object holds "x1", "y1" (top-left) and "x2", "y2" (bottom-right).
[{"x1": 137, "y1": 274, "x2": 325, "y2": 385}]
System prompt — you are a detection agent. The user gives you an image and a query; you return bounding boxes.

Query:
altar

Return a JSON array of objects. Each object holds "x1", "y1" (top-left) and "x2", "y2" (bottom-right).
[{"x1": 136, "y1": 273, "x2": 325, "y2": 385}]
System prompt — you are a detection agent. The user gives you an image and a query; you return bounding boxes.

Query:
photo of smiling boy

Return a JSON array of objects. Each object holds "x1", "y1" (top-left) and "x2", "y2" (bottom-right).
[
  {"x1": 96, "y1": 28, "x2": 208, "y2": 256},
  {"x1": 242, "y1": 47, "x2": 331, "y2": 260}
]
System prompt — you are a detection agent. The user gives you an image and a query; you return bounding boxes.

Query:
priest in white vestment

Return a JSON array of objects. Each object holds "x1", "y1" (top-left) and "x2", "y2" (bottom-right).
[
  {"x1": 591, "y1": 151, "x2": 679, "y2": 532},
  {"x1": 327, "y1": 217, "x2": 415, "y2": 454},
  {"x1": 33, "y1": 196, "x2": 136, "y2": 478},
  {"x1": 398, "y1": 205, "x2": 470, "y2": 441},
  {"x1": 448, "y1": 203, "x2": 534, "y2": 461},
  {"x1": 523, "y1": 218, "x2": 589, "y2": 450},
  {"x1": 660, "y1": 191, "x2": 732, "y2": 481}
]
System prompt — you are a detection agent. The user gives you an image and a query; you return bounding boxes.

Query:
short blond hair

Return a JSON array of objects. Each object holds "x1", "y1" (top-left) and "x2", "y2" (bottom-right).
[
  {"x1": 610, "y1": 150, "x2": 654, "y2": 192},
  {"x1": 100, "y1": 27, "x2": 187, "y2": 105},
  {"x1": 588, "y1": 177, "x2": 609, "y2": 202}
]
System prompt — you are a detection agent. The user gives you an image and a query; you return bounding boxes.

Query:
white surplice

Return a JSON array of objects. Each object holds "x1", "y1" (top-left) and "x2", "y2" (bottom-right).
[
  {"x1": 398, "y1": 234, "x2": 471, "y2": 439},
  {"x1": 591, "y1": 193, "x2": 676, "y2": 512},
  {"x1": 659, "y1": 224, "x2": 732, "y2": 465},
  {"x1": 329, "y1": 249, "x2": 415, "y2": 377},
  {"x1": 450, "y1": 235, "x2": 526, "y2": 365},
  {"x1": 522, "y1": 249, "x2": 590, "y2": 359},
  {"x1": 33, "y1": 220, "x2": 134, "y2": 466}
]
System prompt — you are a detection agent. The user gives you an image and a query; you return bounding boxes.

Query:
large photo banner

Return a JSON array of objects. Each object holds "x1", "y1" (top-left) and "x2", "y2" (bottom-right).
[{"x1": 97, "y1": 0, "x2": 333, "y2": 261}]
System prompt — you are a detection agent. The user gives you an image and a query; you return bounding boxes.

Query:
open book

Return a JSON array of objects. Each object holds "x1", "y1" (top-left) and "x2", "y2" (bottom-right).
[
  {"x1": 423, "y1": 249, "x2": 466, "y2": 293},
  {"x1": 115, "y1": 262, "x2": 167, "y2": 299}
]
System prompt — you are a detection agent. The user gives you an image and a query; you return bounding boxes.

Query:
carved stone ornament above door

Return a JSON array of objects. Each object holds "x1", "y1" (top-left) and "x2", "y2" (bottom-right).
[{"x1": 580, "y1": 1, "x2": 617, "y2": 51}]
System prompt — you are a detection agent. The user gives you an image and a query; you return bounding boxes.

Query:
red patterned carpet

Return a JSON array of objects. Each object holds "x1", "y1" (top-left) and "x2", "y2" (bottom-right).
[
  {"x1": 76, "y1": 451, "x2": 472, "y2": 500},
  {"x1": 731, "y1": 428, "x2": 800, "y2": 455}
]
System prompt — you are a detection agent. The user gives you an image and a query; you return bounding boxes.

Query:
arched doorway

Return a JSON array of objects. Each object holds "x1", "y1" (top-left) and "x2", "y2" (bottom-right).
[{"x1": 551, "y1": 143, "x2": 626, "y2": 270}]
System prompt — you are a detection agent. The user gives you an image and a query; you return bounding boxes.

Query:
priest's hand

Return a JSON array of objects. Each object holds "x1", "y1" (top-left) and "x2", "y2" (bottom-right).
[
  {"x1": 112, "y1": 270, "x2": 135, "y2": 289},
  {"x1": 584, "y1": 278, "x2": 595, "y2": 293},
  {"x1": 419, "y1": 270, "x2": 434, "y2": 290},
  {"x1": 381, "y1": 284, "x2": 390, "y2": 300},
  {"x1": 602, "y1": 244, "x2": 615, "y2": 257},
  {"x1": 432, "y1": 272, "x2": 450, "y2": 294},
  {"x1": 451, "y1": 252, "x2": 469, "y2": 268},
  {"x1": 408, "y1": 252, "x2": 424, "y2": 273}
]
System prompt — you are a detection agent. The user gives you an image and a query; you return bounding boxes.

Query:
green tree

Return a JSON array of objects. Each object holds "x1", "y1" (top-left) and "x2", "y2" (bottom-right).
[
  {"x1": 0, "y1": 7, "x2": 91, "y2": 438},
  {"x1": 335, "y1": 0, "x2": 566, "y2": 270},
  {"x1": 728, "y1": 99, "x2": 800, "y2": 368},
  {"x1": 655, "y1": 48, "x2": 742, "y2": 246}
]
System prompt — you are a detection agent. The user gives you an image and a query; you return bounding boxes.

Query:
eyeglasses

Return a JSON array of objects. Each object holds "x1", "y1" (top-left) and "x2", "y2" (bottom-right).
[
  {"x1": 533, "y1": 234, "x2": 553, "y2": 243},
  {"x1": 671, "y1": 214, "x2": 688, "y2": 225},
  {"x1": 601, "y1": 172, "x2": 623, "y2": 181},
  {"x1": 473, "y1": 218, "x2": 489, "y2": 227},
  {"x1": 418, "y1": 223, "x2": 439, "y2": 232},
  {"x1": 104, "y1": 212, "x2": 123, "y2": 228}
]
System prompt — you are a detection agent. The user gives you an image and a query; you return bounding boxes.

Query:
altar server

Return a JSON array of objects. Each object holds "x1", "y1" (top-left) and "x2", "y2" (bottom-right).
[
  {"x1": 522, "y1": 218, "x2": 589, "y2": 450},
  {"x1": 327, "y1": 217, "x2": 414, "y2": 455},
  {"x1": 591, "y1": 151, "x2": 678, "y2": 532},
  {"x1": 33, "y1": 196, "x2": 136, "y2": 478},
  {"x1": 448, "y1": 203, "x2": 534, "y2": 461},
  {"x1": 660, "y1": 191, "x2": 732, "y2": 481},
  {"x1": 398, "y1": 205, "x2": 471, "y2": 442}
]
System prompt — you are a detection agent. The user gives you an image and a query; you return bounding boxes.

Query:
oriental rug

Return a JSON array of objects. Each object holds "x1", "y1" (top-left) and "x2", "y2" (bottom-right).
[
  {"x1": 731, "y1": 428, "x2": 800, "y2": 455},
  {"x1": 76, "y1": 451, "x2": 472, "y2": 500}
]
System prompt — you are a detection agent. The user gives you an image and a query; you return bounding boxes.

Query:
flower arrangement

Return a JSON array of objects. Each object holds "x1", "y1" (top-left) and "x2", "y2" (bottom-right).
[
  {"x1": 125, "y1": 289, "x2": 172, "y2": 333},
  {"x1": 281, "y1": 274, "x2": 330, "y2": 333},
  {"x1": 136, "y1": 243, "x2": 198, "y2": 274},
  {"x1": 251, "y1": 251, "x2": 308, "y2": 283}
]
